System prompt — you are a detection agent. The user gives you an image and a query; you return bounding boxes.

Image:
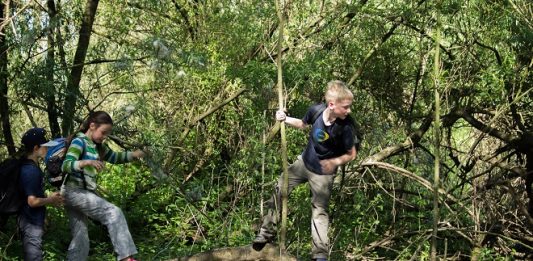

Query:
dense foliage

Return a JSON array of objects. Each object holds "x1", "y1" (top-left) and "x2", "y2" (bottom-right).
[{"x1": 1, "y1": 0, "x2": 532, "y2": 260}]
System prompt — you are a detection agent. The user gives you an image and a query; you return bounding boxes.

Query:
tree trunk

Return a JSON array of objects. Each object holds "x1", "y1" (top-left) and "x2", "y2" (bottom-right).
[
  {"x1": 0, "y1": 2, "x2": 16, "y2": 156},
  {"x1": 61, "y1": 0, "x2": 99, "y2": 135},
  {"x1": 46, "y1": 0, "x2": 61, "y2": 137}
]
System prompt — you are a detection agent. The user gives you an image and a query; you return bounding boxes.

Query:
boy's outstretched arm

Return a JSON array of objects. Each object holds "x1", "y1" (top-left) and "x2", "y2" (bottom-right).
[{"x1": 276, "y1": 110, "x2": 307, "y2": 129}]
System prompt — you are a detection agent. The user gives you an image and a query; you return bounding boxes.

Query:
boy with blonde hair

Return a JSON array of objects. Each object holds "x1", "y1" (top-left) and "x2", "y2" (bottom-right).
[{"x1": 254, "y1": 80, "x2": 359, "y2": 261}]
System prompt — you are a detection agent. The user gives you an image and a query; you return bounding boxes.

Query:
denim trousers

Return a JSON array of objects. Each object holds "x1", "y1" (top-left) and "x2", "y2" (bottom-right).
[
  {"x1": 258, "y1": 156, "x2": 335, "y2": 259},
  {"x1": 62, "y1": 186, "x2": 137, "y2": 260},
  {"x1": 18, "y1": 214, "x2": 44, "y2": 261}
]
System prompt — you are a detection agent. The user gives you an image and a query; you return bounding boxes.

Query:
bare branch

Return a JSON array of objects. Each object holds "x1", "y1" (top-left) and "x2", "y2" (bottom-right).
[
  {"x1": 354, "y1": 160, "x2": 474, "y2": 217},
  {"x1": 364, "y1": 112, "x2": 433, "y2": 162},
  {"x1": 164, "y1": 87, "x2": 247, "y2": 170},
  {"x1": 473, "y1": 39, "x2": 502, "y2": 65}
]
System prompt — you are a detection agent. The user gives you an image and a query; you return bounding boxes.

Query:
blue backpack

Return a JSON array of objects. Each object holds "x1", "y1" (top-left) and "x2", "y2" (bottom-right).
[{"x1": 45, "y1": 137, "x2": 86, "y2": 188}]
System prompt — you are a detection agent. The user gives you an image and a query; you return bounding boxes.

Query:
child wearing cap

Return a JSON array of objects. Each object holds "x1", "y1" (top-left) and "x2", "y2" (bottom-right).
[{"x1": 18, "y1": 128, "x2": 64, "y2": 261}]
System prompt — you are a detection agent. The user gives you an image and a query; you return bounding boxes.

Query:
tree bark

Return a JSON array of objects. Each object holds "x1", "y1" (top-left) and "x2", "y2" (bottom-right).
[
  {"x1": 46, "y1": 0, "x2": 61, "y2": 137},
  {"x1": 168, "y1": 244, "x2": 297, "y2": 261},
  {"x1": 61, "y1": 0, "x2": 99, "y2": 135},
  {"x1": 0, "y1": 2, "x2": 16, "y2": 156}
]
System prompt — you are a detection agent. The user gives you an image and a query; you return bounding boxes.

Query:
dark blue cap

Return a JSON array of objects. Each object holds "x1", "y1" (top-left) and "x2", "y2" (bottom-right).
[{"x1": 21, "y1": 128, "x2": 59, "y2": 149}]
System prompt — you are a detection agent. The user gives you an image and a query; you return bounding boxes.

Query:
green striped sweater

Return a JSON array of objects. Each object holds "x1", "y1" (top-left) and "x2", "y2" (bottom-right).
[{"x1": 61, "y1": 132, "x2": 133, "y2": 191}]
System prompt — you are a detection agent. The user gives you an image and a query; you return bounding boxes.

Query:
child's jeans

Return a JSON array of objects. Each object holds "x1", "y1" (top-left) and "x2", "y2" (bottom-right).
[
  {"x1": 62, "y1": 186, "x2": 137, "y2": 261},
  {"x1": 18, "y1": 215, "x2": 44, "y2": 261}
]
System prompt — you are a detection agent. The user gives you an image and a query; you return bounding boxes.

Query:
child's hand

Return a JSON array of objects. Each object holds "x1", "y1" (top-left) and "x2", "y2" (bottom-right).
[
  {"x1": 49, "y1": 192, "x2": 64, "y2": 207},
  {"x1": 276, "y1": 110, "x2": 287, "y2": 121},
  {"x1": 319, "y1": 158, "x2": 337, "y2": 175},
  {"x1": 80, "y1": 160, "x2": 106, "y2": 171},
  {"x1": 131, "y1": 149, "x2": 146, "y2": 159}
]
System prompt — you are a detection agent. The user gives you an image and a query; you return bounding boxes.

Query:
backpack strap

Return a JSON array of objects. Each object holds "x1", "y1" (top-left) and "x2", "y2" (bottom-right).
[
  {"x1": 62, "y1": 137, "x2": 88, "y2": 190},
  {"x1": 80, "y1": 138, "x2": 87, "y2": 190},
  {"x1": 310, "y1": 104, "x2": 327, "y2": 124}
]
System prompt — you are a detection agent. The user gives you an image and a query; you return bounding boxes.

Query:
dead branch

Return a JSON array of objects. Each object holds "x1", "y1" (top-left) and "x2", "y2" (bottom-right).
[
  {"x1": 168, "y1": 243, "x2": 297, "y2": 261},
  {"x1": 352, "y1": 224, "x2": 533, "y2": 259},
  {"x1": 183, "y1": 146, "x2": 213, "y2": 183},
  {"x1": 458, "y1": 109, "x2": 517, "y2": 144},
  {"x1": 364, "y1": 113, "x2": 433, "y2": 162},
  {"x1": 504, "y1": 183, "x2": 533, "y2": 226},
  {"x1": 354, "y1": 160, "x2": 474, "y2": 217}
]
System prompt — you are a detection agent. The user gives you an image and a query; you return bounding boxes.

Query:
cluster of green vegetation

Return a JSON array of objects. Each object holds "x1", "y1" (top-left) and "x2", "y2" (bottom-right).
[{"x1": 1, "y1": 0, "x2": 532, "y2": 260}]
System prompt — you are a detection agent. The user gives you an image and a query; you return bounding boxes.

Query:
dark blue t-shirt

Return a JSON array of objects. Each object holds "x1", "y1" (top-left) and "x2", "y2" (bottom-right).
[
  {"x1": 19, "y1": 161, "x2": 46, "y2": 226},
  {"x1": 301, "y1": 104, "x2": 355, "y2": 175}
]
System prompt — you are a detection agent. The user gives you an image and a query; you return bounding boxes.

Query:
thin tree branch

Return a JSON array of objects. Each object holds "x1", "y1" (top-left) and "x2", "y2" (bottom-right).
[
  {"x1": 348, "y1": 17, "x2": 401, "y2": 86},
  {"x1": 473, "y1": 39, "x2": 502, "y2": 65},
  {"x1": 164, "y1": 87, "x2": 247, "y2": 170},
  {"x1": 355, "y1": 160, "x2": 474, "y2": 217},
  {"x1": 364, "y1": 112, "x2": 433, "y2": 162},
  {"x1": 171, "y1": 0, "x2": 196, "y2": 40}
]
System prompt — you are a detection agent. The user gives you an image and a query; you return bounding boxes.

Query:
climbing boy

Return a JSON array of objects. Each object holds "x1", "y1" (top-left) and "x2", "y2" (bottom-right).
[
  {"x1": 254, "y1": 80, "x2": 359, "y2": 261},
  {"x1": 18, "y1": 128, "x2": 64, "y2": 260}
]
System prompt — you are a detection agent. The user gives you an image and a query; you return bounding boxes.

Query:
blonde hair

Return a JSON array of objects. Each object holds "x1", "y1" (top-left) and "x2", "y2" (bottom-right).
[{"x1": 325, "y1": 80, "x2": 353, "y2": 102}]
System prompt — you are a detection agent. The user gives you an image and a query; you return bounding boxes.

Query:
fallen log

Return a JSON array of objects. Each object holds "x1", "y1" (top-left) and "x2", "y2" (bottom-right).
[{"x1": 168, "y1": 243, "x2": 298, "y2": 261}]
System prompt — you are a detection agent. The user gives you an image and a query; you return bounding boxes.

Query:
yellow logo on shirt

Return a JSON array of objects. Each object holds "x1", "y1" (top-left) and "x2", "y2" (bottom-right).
[{"x1": 313, "y1": 129, "x2": 329, "y2": 142}]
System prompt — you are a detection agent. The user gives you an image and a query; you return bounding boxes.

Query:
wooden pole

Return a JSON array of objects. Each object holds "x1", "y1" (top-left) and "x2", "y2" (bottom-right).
[
  {"x1": 431, "y1": 1, "x2": 442, "y2": 260},
  {"x1": 275, "y1": 0, "x2": 289, "y2": 254}
]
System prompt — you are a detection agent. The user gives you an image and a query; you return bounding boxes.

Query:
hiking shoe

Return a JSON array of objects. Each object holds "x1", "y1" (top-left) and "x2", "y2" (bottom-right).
[{"x1": 252, "y1": 233, "x2": 273, "y2": 244}]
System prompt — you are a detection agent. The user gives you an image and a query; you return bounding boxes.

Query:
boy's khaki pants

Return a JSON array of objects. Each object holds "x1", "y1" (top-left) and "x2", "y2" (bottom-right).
[{"x1": 258, "y1": 156, "x2": 334, "y2": 260}]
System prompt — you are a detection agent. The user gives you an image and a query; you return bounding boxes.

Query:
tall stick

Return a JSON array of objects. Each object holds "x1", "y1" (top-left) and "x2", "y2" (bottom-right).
[
  {"x1": 431, "y1": 1, "x2": 442, "y2": 260},
  {"x1": 275, "y1": 0, "x2": 289, "y2": 254}
]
